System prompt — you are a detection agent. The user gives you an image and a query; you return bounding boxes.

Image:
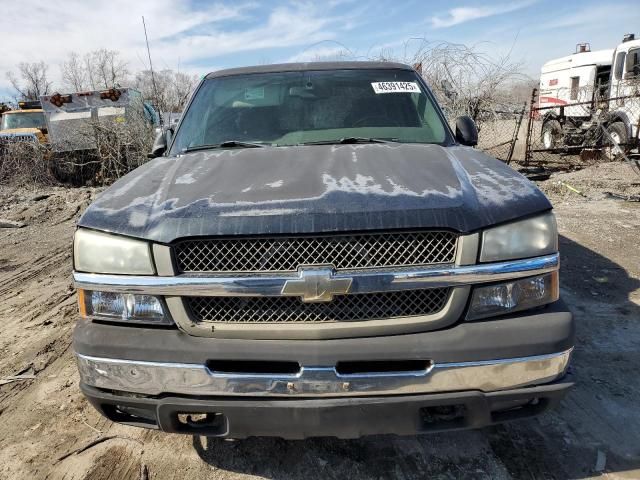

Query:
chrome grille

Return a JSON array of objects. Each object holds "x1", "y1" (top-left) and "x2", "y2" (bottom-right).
[
  {"x1": 0, "y1": 134, "x2": 38, "y2": 143},
  {"x1": 0, "y1": 134, "x2": 38, "y2": 145},
  {"x1": 174, "y1": 231, "x2": 457, "y2": 273},
  {"x1": 186, "y1": 288, "x2": 451, "y2": 323}
]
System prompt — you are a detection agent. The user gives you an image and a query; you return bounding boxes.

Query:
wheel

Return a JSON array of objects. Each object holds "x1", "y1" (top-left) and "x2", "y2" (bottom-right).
[
  {"x1": 603, "y1": 122, "x2": 628, "y2": 161},
  {"x1": 541, "y1": 119, "x2": 563, "y2": 149}
]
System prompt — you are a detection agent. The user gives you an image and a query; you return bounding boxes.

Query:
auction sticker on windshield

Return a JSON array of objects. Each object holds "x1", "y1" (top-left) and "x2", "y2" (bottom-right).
[
  {"x1": 245, "y1": 87, "x2": 265, "y2": 100},
  {"x1": 371, "y1": 82, "x2": 420, "y2": 94}
]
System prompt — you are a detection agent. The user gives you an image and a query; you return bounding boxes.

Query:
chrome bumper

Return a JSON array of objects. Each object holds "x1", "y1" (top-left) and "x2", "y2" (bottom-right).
[{"x1": 76, "y1": 348, "x2": 572, "y2": 398}]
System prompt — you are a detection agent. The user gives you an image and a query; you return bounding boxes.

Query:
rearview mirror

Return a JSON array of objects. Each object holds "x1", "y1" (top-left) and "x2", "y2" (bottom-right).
[
  {"x1": 148, "y1": 128, "x2": 173, "y2": 158},
  {"x1": 289, "y1": 86, "x2": 316, "y2": 99},
  {"x1": 455, "y1": 116, "x2": 478, "y2": 147}
]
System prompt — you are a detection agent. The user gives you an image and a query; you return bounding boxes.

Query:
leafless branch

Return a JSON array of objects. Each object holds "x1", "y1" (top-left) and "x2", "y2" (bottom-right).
[{"x1": 6, "y1": 61, "x2": 52, "y2": 100}]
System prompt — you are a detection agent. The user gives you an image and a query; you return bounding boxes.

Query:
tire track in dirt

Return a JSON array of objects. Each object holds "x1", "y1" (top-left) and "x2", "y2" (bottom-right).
[{"x1": 0, "y1": 247, "x2": 70, "y2": 297}]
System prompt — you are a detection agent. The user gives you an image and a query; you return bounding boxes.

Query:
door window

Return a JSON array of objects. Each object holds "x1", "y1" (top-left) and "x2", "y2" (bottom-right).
[
  {"x1": 614, "y1": 51, "x2": 626, "y2": 80},
  {"x1": 625, "y1": 48, "x2": 640, "y2": 78},
  {"x1": 570, "y1": 77, "x2": 580, "y2": 100}
]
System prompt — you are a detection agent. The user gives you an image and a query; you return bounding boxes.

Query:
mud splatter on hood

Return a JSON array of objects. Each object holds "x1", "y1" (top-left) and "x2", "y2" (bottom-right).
[{"x1": 78, "y1": 143, "x2": 551, "y2": 243}]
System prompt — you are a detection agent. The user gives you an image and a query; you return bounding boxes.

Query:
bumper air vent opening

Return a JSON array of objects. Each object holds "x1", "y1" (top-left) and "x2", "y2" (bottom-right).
[
  {"x1": 335, "y1": 360, "x2": 432, "y2": 375},
  {"x1": 206, "y1": 360, "x2": 301, "y2": 375}
]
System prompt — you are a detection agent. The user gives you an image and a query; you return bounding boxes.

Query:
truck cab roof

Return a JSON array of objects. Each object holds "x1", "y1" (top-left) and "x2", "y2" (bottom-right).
[
  {"x1": 614, "y1": 38, "x2": 640, "y2": 54},
  {"x1": 205, "y1": 61, "x2": 414, "y2": 79},
  {"x1": 541, "y1": 49, "x2": 614, "y2": 74}
]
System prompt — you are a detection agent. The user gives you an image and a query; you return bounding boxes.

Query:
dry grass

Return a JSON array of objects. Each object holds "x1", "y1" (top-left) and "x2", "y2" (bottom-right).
[
  {"x1": 0, "y1": 113, "x2": 155, "y2": 187},
  {"x1": 0, "y1": 141, "x2": 54, "y2": 186}
]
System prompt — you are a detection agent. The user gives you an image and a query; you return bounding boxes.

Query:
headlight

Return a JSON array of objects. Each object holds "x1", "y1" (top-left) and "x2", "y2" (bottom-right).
[
  {"x1": 78, "y1": 289, "x2": 172, "y2": 325},
  {"x1": 74, "y1": 229, "x2": 154, "y2": 275},
  {"x1": 480, "y1": 212, "x2": 557, "y2": 263},
  {"x1": 466, "y1": 272, "x2": 559, "y2": 321}
]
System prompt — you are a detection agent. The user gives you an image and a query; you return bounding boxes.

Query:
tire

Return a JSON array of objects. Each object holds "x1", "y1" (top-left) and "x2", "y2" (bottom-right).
[
  {"x1": 541, "y1": 119, "x2": 563, "y2": 149},
  {"x1": 603, "y1": 122, "x2": 628, "y2": 161}
]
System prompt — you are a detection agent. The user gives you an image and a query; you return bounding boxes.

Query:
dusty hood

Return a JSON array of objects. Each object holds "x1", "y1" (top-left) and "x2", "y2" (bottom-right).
[{"x1": 78, "y1": 143, "x2": 551, "y2": 243}]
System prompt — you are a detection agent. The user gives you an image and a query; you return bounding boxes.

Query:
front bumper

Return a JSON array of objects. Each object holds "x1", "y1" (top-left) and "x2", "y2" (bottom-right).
[
  {"x1": 74, "y1": 300, "x2": 574, "y2": 437},
  {"x1": 81, "y1": 377, "x2": 573, "y2": 439},
  {"x1": 77, "y1": 349, "x2": 572, "y2": 398}
]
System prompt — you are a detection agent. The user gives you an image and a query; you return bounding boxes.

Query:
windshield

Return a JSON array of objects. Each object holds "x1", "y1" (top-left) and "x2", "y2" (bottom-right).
[
  {"x1": 0, "y1": 112, "x2": 45, "y2": 130},
  {"x1": 170, "y1": 68, "x2": 451, "y2": 154}
]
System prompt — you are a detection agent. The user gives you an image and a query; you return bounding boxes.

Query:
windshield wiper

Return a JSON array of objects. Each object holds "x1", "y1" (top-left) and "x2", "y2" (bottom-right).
[
  {"x1": 299, "y1": 137, "x2": 397, "y2": 146},
  {"x1": 183, "y1": 140, "x2": 267, "y2": 153}
]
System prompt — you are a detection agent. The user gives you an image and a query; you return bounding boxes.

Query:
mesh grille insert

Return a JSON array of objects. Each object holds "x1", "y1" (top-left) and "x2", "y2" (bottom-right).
[
  {"x1": 186, "y1": 288, "x2": 451, "y2": 323},
  {"x1": 174, "y1": 231, "x2": 457, "y2": 273}
]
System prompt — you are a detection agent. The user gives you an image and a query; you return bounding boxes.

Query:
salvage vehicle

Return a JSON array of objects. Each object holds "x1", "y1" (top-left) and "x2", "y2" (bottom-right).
[
  {"x1": 39, "y1": 88, "x2": 159, "y2": 183},
  {"x1": 539, "y1": 33, "x2": 640, "y2": 156},
  {"x1": 40, "y1": 88, "x2": 159, "y2": 153},
  {"x1": 0, "y1": 100, "x2": 48, "y2": 145},
  {"x1": 73, "y1": 62, "x2": 574, "y2": 439}
]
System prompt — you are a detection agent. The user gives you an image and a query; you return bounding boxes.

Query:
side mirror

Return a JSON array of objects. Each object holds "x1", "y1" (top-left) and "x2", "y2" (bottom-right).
[
  {"x1": 148, "y1": 128, "x2": 173, "y2": 158},
  {"x1": 455, "y1": 116, "x2": 478, "y2": 147}
]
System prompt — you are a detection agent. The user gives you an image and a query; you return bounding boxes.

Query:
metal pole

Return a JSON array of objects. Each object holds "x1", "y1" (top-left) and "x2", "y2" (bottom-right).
[
  {"x1": 524, "y1": 88, "x2": 537, "y2": 167},
  {"x1": 142, "y1": 16, "x2": 163, "y2": 128},
  {"x1": 506, "y1": 102, "x2": 527, "y2": 165}
]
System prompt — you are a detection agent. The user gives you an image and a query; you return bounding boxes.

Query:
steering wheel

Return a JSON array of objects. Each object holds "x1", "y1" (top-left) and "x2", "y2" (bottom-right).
[{"x1": 352, "y1": 115, "x2": 400, "y2": 127}]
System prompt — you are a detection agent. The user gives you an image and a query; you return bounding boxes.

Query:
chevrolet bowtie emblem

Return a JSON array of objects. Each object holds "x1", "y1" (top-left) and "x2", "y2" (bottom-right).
[{"x1": 281, "y1": 266, "x2": 352, "y2": 302}]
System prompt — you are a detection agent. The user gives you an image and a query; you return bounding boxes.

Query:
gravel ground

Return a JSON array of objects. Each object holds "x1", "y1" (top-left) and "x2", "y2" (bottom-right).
[{"x1": 0, "y1": 161, "x2": 638, "y2": 479}]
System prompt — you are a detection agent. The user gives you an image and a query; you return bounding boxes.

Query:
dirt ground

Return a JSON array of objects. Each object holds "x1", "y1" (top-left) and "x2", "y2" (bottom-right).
[{"x1": 0, "y1": 161, "x2": 639, "y2": 480}]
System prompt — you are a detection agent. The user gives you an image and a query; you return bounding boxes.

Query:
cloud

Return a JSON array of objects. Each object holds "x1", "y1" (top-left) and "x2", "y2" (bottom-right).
[
  {"x1": 155, "y1": 4, "x2": 344, "y2": 63},
  {"x1": 431, "y1": 1, "x2": 536, "y2": 28},
  {"x1": 0, "y1": 0, "x2": 356, "y2": 98},
  {"x1": 533, "y1": 5, "x2": 620, "y2": 31},
  {"x1": 0, "y1": 0, "x2": 248, "y2": 95}
]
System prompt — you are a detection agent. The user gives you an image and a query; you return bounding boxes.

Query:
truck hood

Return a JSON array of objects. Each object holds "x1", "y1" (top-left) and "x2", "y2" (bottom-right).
[
  {"x1": 78, "y1": 143, "x2": 551, "y2": 243},
  {"x1": 0, "y1": 128, "x2": 41, "y2": 135}
]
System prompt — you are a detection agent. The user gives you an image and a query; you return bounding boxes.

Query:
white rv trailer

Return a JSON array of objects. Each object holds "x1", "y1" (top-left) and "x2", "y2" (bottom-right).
[{"x1": 538, "y1": 34, "x2": 640, "y2": 155}]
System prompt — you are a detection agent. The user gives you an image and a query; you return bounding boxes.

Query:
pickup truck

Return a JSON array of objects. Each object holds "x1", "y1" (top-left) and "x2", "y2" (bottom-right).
[
  {"x1": 0, "y1": 101, "x2": 48, "y2": 145},
  {"x1": 72, "y1": 62, "x2": 574, "y2": 439}
]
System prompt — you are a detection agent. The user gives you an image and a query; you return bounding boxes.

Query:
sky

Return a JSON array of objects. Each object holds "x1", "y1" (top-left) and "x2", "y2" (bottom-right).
[{"x1": 1, "y1": 0, "x2": 639, "y2": 101}]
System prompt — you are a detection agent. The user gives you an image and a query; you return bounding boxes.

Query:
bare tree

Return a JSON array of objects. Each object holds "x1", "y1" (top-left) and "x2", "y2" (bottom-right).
[
  {"x1": 6, "y1": 61, "x2": 53, "y2": 100},
  {"x1": 61, "y1": 52, "x2": 88, "y2": 92},
  {"x1": 135, "y1": 69, "x2": 198, "y2": 112},
  {"x1": 135, "y1": 69, "x2": 169, "y2": 113},
  {"x1": 59, "y1": 49, "x2": 129, "y2": 92},
  {"x1": 374, "y1": 40, "x2": 527, "y2": 125},
  {"x1": 172, "y1": 71, "x2": 199, "y2": 109},
  {"x1": 86, "y1": 49, "x2": 129, "y2": 89}
]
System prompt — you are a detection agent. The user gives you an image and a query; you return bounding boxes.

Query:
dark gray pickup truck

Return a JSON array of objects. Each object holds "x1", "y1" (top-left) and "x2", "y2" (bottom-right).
[{"x1": 72, "y1": 62, "x2": 573, "y2": 439}]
